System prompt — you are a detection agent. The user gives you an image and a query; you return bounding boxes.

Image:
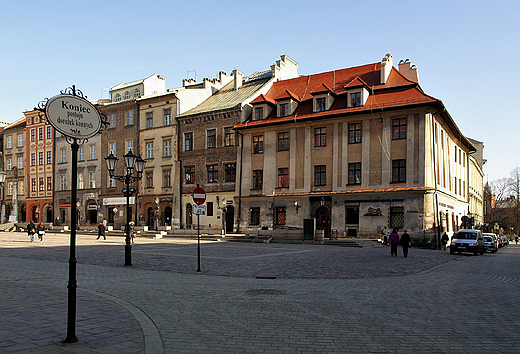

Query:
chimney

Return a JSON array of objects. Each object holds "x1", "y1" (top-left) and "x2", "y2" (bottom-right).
[
  {"x1": 232, "y1": 69, "x2": 244, "y2": 90},
  {"x1": 380, "y1": 53, "x2": 393, "y2": 84},
  {"x1": 398, "y1": 59, "x2": 420, "y2": 84}
]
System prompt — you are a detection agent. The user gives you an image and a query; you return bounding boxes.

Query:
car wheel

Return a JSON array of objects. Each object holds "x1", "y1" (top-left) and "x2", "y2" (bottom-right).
[{"x1": 450, "y1": 248, "x2": 455, "y2": 254}]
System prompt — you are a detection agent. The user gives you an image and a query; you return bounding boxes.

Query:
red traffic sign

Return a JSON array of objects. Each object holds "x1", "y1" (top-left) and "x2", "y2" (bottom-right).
[{"x1": 193, "y1": 186, "x2": 206, "y2": 205}]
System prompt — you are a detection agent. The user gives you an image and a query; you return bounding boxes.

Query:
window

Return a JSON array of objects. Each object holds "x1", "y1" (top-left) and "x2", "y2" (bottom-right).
[
  {"x1": 124, "y1": 91, "x2": 130, "y2": 100},
  {"x1": 185, "y1": 166, "x2": 195, "y2": 184},
  {"x1": 184, "y1": 132, "x2": 193, "y2": 151},
  {"x1": 17, "y1": 134, "x2": 23, "y2": 147},
  {"x1": 207, "y1": 202, "x2": 213, "y2": 217},
  {"x1": 46, "y1": 151, "x2": 52, "y2": 165},
  {"x1": 315, "y1": 127, "x2": 326, "y2": 147},
  {"x1": 163, "y1": 170, "x2": 171, "y2": 187},
  {"x1": 224, "y1": 163, "x2": 236, "y2": 182},
  {"x1": 278, "y1": 168, "x2": 289, "y2": 188},
  {"x1": 39, "y1": 177, "x2": 44, "y2": 191},
  {"x1": 89, "y1": 145, "x2": 96, "y2": 160},
  {"x1": 18, "y1": 157, "x2": 23, "y2": 169},
  {"x1": 275, "y1": 206, "x2": 286, "y2": 225},
  {"x1": 278, "y1": 132, "x2": 289, "y2": 151},
  {"x1": 38, "y1": 128, "x2": 43, "y2": 140},
  {"x1": 78, "y1": 146, "x2": 84, "y2": 161},
  {"x1": 392, "y1": 118, "x2": 407, "y2": 140},
  {"x1": 126, "y1": 139, "x2": 133, "y2": 153},
  {"x1": 392, "y1": 159, "x2": 406, "y2": 183},
  {"x1": 109, "y1": 114, "x2": 116, "y2": 128},
  {"x1": 38, "y1": 152, "x2": 44, "y2": 165},
  {"x1": 390, "y1": 206, "x2": 405, "y2": 229},
  {"x1": 146, "y1": 172, "x2": 153, "y2": 188},
  {"x1": 254, "y1": 107, "x2": 263, "y2": 121},
  {"x1": 348, "y1": 163, "x2": 361, "y2": 184},
  {"x1": 163, "y1": 140, "x2": 171, "y2": 157},
  {"x1": 253, "y1": 135, "x2": 263, "y2": 154},
  {"x1": 7, "y1": 159, "x2": 11, "y2": 170},
  {"x1": 126, "y1": 110, "x2": 134, "y2": 125},
  {"x1": 164, "y1": 109, "x2": 171, "y2": 126},
  {"x1": 207, "y1": 164, "x2": 218, "y2": 183},
  {"x1": 250, "y1": 207, "x2": 260, "y2": 225},
  {"x1": 350, "y1": 92, "x2": 361, "y2": 107},
  {"x1": 224, "y1": 127, "x2": 235, "y2": 147},
  {"x1": 21, "y1": 181, "x2": 26, "y2": 194},
  {"x1": 253, "y1": 170, "x2": 263, "y2": 189},
  {"x1": 30, "y1": 153, "x2": 36, "y2": 166},
  {"x1": 30, "y1": 129, "x2": 35, "y2": 142},
  {"x1": 88, "y1": 172, "x2": 96, "y2": 188},
  {"x1": 78, "y1": 172, "x2": 84, "y2": 189},
  {"x1": 47, "y1": 126, "x2": 52, "y2": 139},
  {"x1": 108, "y1": 177, "x2": 116, "y2": 188},
  {"x1": 207, "y1": 129, "x2": 216, "y2": 149},
  {"x1": 134, "y1": 89, "x2": 141, "y2": 98},
  {"x1": 7, "y1": 182, "x2": 12, "y2": 196},
  {"x1": 146, "y1": 112, "x2": 153, "y2": 129},
  {"x1": 6, "y1": 136, "x2": 11, "y2": 149},
  {"x1": 316, "y1": 97, "x2": 326, "y2": 112},
  {"x1": 108, "y1": 142, "x2": 115, "y2": 156},
  {"x1": 314, "y1": 165, "x2": 326, "y2": 186},
  {"x1": 348, "y1": 123, "x2": 362, "y2": 144},
  {"x1": 279, "y1": 103, "x2": 289, "y2": 117},
  {"x1": 146, "y1": 142, "x2": 154, "y2": 159},
  {"x1": 31, "y1": 178, "x2": 37, "y2": 192}
]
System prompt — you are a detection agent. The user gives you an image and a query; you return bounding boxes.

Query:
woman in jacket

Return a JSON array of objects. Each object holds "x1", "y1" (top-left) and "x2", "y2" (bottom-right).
[{"x1": 388, "y1": 228, "x2": 400, "y2": 257}]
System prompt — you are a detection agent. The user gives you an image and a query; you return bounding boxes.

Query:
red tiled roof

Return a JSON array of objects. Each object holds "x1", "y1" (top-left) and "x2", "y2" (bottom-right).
[
  {"x1": 309, "y1": 83, "x2": 335, "y2": 95},
  {"x1": 250, "y1": 93, "x2": 276, "y2": 106},
  {"x1": 274, "y1": 89, "x2": 300, "y2": 102},
  {"x1": 344, "y1": 76, "x2": 369, "y2": 89}
]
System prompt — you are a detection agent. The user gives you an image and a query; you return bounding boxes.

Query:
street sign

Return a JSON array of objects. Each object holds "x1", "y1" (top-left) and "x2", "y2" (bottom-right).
[
  {"x1": 193, "y1": 205, "x2": 206, "y2": 215},
  {"x1": 193, "y1": 186, "x2": 206, "y2": 205}
]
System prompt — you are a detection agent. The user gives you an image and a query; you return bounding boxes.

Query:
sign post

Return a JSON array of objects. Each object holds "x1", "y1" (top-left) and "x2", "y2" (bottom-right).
[
  {"x1": 37, "y1": 85, "x2": 105, "y2": 343},
  {"x1": 192, "y1": 185, "x2": 206, "y2": 272}
]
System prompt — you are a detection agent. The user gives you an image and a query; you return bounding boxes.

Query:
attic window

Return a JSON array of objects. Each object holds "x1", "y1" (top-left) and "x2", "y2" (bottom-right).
[
  {"x1": 350, "y1": 92, "x2": 361, "y2": 107},
  {"x1": 279, "y1": 103, "x2": 289, "y2": 117},
  {"x1": 253, "y1": 107, "x2": 263, "y2": 121},
  {"x1": 124, "y1": 91, "x2": 131, "y2": 100},
  {"x1": 315, "y1": 97, "x2": 326, "y2": 112},
  {"x1": 115, "y1": 93, "x2": 122, "y2": 102},
  {"x1": 134, "y1": 89, "x2": 141, "y2": 98}
]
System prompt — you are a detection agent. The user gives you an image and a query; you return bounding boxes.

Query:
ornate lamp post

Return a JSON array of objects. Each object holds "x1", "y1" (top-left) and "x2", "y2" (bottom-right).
[{"x1": 105, "y1": 150, "x2": 145, "y2": 266}]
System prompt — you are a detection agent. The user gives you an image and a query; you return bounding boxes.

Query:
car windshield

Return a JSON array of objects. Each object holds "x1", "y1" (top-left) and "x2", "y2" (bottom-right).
[
  {"x1": 484, "y1": 236, "x2": 493, "y2": 242},
  {"x1": 454, "y1": 232, "x2": 478, "y2": 240}
]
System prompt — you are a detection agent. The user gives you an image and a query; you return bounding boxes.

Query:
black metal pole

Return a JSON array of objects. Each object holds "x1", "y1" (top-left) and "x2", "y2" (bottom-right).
[
  {"x1": 197, "y1": 213, "x2": 201, "y2": 272},
  {"x1": 125, "y1": 173, "x2": 132, "y2": 266},
  {"x1": 64, "y1": 139, "x2": 79, "y2": 343}
]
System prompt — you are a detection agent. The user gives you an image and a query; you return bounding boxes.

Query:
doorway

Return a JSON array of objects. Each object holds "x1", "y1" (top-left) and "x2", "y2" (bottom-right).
[
  {"x1": 185, "y1": 204, "x2": 193, "y2": 228},
  {"x1": 316, "y1": 206, "x2": 330, "y2": 238},
  {"x1": 225, "y1": 206, "x2": 234, "y2": 233},
  {"x1": 164, "y1": 205, "x2": 172, "y2": 226},
  {"x1": 147, "y1": 207, "x2": 155, "y2": 229}
]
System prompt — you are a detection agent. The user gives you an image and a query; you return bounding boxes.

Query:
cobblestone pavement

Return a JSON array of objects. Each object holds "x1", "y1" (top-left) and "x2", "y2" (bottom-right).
[{"x1": 1, "y1": 231, "x2": 520, "y2": 353}]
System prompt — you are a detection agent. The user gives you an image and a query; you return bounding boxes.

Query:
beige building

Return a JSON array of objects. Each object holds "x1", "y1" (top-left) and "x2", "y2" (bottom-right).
[
  {"x1": 235, "y1": 53, "x2": 477, "y2": 244},
  {"x1": 468, "y1": 138, "x2": 485, "y2": 228}
]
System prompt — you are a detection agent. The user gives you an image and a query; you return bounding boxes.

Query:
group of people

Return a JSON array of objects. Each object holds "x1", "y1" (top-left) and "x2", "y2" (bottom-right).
[
  {"x1": 26, "y1": 221, "x2": 45, "y2": 242},
  {"x1": 382, "y1": 227, "x2": 411, "y2": 258}
]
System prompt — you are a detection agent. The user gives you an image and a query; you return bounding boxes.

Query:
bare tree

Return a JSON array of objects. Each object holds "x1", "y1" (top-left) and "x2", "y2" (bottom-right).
[
  {"x1": 489, "y1": 178, "x2": 511, "y2": 234},
  {"x1": 508, "y1": 167, "x2": 520, "y2": 235}
]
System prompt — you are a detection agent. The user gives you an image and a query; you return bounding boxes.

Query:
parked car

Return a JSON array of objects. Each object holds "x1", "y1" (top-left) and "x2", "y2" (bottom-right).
[
  {"x1": 483, "y1": 234, "x2": 498, "y2": 253},
  {"x1": 450, "y1": 229, "x2": 485, "y2": 255}
]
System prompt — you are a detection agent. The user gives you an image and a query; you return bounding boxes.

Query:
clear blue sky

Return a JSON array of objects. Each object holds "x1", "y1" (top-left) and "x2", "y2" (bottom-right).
[{"x1": 1, "y1": 0, "x2": 518, "y2": 182}]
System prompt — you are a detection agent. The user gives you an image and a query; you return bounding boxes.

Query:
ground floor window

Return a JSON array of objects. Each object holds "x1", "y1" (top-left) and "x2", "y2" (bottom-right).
[
  {"x1": 250, "y1": 207, "x2": 260, "y2": 225},
  {"x1": 390, "y1": 206, "x2": 404, "y2": 229},
  {"x1": 275, "y1": 206, "x2": 286, "y2": 225}
]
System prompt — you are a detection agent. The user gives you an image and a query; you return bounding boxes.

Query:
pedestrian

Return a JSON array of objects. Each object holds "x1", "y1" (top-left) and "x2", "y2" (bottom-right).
[
  {"x1": 382, "y1": 226, "x2": 389, "y2": 245},
  {"x1": 129, "y1": 221, "x2": 135, "y2": 243},
  {"x1": 97, "y1": 221, "x2": 106, "y2": 240},
  {"x1": 388, "y1": 228, "x2": 400, "y2": 257},
  {"x1": 441, "y1": 232, "x2": 449, "y2": 251},
  {"x1": 37, "y1": 222, "x2": 45, "y2": 242},
  {"x1": 27, "y1": 220, "x2": 35, "y2": 243},
  {"x1": 400, "y1": 230, "x2": 411, "y2": 258}
]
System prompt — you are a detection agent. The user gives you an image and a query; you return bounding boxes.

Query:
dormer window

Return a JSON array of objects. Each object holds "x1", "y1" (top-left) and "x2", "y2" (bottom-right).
[
  {"x1": 350, "y1": 92, "x2": 362, "y2": 107},
  {"x1": 279, "y1": 103, "x2": 289, "y2": 117},
  {"x1": 253, "y1": 107, "x2": 263, "y2": 121},
  {"x1": 115, "y1": 93, "x2": 121, "y2": 102},
  {"x1": 316, "y1": 97, "x2": 326, "y2": 112},
  {"x1": 124, "y1": 91, "x2": 131, "y2": 100},
  {"x1": 134, "y1": 88, "x2": 141, "y2": 98}
]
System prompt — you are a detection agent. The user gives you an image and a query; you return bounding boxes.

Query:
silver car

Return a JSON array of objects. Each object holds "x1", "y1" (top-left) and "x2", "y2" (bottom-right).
[
  {"x1": 483, "y1": 234, "x2": 498, "y2": 253},
  {"x1": 450, "y1": 229, "x2": 485, "y2": 255}
]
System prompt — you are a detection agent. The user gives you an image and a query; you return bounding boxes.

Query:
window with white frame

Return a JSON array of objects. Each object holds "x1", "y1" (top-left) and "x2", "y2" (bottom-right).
[
  {"x1": 126, "y1": 139, "x2": 133, "y2": 153},
  {"x1": 7, "y1": 182, "x2": 13, "y2": 195},
  {"x1": 164, "y1": 109, "x2": 171, "y2": 126},
  {"x1": 18, "y1": 157, "x2": 23, "y2": 169},
  {"x1": 108, "y1": 177, "x2": 116, "y2": 188},
  {"x1": 39, "y1": 152, "x2": 44, "y2": 165},
  {"x1": 47, "y1": 126, "x2": 52, "y2": 139},
  {"x1": 38, "y1": 128, "x2": 43, "y2": 140},
  {"x1": 109, "y1": 114, "x2": 116, "y2": 128},
  {"x1": 164, "y1": 140, "x2": 171, "y2": 157},
  {"x1": 7, "y1": 159, "x2": 12, "y2": 170},
  {"x1": 88, "y1": 171, "x2": 95, "y2": 188},
  {"x1": 17, "y1": 134, "x2": 23, "y2": 147},
  {"x1": 124, "y1": 91, "x2": 130, "y2": 100},
  {"x1": 350, "y1": 92, "x2": 362, "y2": 107},
  {"x1": 6, "y1": 136, "x2": 12, "y2": 149},
  {"x1": 89, "y1": 145, "x2": 96, "y2": 160},
  {"x1": 109, "y1": 142, "x2": 116, "y2": 156},
  {"x1": 146, "y1": 142, "x2": 154, "y2": 159},
  {"x1": 163, "y1": 170, "x2": 171, "y2": 187},
  {"x1": 30, "y1": 153, "x2": 36, "y2": 166},
  {"x1": 30, "y1": 129, "x2": 35, "y2": 142},
  {"x1": 134, "y1": 88, "x2": 141, "y2": 98},
  {"x1": 60, "y1": 148, "x2": 67, "y2": 163},
  {"x1": 115, "y1": 93, "x2": 121, "y2": 102},
  {"x1": 78, "y1": 146, "x2": 84, "y2": 161},
  {"x1": 78, "y1": 172, "x2": 84, "y2": 189},
  {"x1": 46, "y1": 151, "x2": 52, "y2": 164},
  {"x1": 126, "y1": 110, "x2": 134, "y2": 125},
  {"x1": 60, "y1": 175, "x2": 67, "y2": 191},
  {"x1": 19, "y1": 181, "x2": 24, "y2": 195},
  {"x1": 315, "y1": 97, "x2": 326, "y2": 112},
  {"x1": 146, "y1": 112, "x2": 153, "y2": 129}
]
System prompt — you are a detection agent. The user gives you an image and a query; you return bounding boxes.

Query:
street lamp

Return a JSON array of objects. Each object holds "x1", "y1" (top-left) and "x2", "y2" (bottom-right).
[{"x1": 105, "y1": 150, "x2": 146, "y2": 266}]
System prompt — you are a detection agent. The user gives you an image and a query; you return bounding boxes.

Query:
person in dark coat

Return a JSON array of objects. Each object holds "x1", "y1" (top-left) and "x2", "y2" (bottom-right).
[
  {"x1": 37, "y1": 222, "x2": 45, "y2": 242},
  {"x1": 27, "y1": 220, "x2": 36, "y2": 242},
  {"x1": 441, "y1": 232, "x2": 449, "y2": 251},
  {"x1": 400, "y1": 230, "x2": 411, "y2": 258},
  {"x1": 97, "y1": 220, "x2": 106, "y2": 240},
  {"x1": 388, "y1": 228, "x2": 400, "y2": 257}
]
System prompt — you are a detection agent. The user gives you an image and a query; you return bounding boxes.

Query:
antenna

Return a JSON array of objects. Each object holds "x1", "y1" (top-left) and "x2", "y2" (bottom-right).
[
  {"x1": 100, "y1": 88, "x2": 110, "y2": 99},
  {"x1": 187, "y1": 70, "x2": 199, "y2": 81}
]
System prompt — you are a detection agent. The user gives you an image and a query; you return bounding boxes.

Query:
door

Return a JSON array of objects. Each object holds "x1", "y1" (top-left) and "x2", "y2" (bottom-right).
[
  {"x1": 316, "y1": 206, "x2": 330, "y2": 238},
  {"x1": 185, "y1": 204, "x2": 193, "y2": 228},
  {"x1": 147, "y1": 207, "x2": 155, "y2": 229},
  {"x1": 225, "y1": 206, "x2": 234, "y2": 234}
]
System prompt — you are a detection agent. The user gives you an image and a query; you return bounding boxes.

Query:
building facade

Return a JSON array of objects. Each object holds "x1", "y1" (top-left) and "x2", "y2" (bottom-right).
[{"x1": 235, "y1": 53, "x2": 476, "y2": 243}]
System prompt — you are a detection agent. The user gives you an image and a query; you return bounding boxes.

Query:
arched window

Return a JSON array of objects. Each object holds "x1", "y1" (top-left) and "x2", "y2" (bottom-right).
[
  {"x1": 124, "y1": 91, "x2": 130, "y2": 100},
  {"x1": 114, "y1": 93, "x2": 121, "y2": 102},
  {"x1": 134, "y1": 88, "x2": 141, "y2": 98}
]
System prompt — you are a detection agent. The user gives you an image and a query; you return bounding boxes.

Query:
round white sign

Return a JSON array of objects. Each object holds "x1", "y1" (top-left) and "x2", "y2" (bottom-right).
[{"x1": 45, "y1": 94, "x2": 102, "y2": 139}]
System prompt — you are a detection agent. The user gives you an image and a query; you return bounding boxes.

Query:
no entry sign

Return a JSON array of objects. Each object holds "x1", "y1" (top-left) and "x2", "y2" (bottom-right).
[{"x1": 193, "y1": 186, "x2": 206, "y2": 205}]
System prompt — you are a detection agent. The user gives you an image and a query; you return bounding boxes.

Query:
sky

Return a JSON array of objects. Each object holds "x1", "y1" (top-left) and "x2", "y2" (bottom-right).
[{"x1": 1, "y1": 0, "x2": 518, "y2": 182}]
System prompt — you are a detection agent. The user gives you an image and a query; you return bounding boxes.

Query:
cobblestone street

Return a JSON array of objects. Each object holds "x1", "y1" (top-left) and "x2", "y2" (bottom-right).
[{"x1": 1, "y1": 231, "x2": 519, "y2": 353}]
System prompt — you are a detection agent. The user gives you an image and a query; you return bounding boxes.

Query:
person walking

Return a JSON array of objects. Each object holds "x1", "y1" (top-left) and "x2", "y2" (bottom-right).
[
  {"x1": 37, "y1": 222, "x2": 45, "y2": 242},
  {"x1": 400, "y1": 230, "x2": 411, "y2": 258},
  {"x1": 382, "y1": 226, "x2": 389, "y2": 245},
  {"x1": 388, "y1": 228, "x2": 400, "y2": 257},
  {"x1": 441, "y1": 232, "x2": 449, "y2": 251},
  {"x1": 97, "y1": 221, "x2": 106, "y2": 240},
  {"x1": 27, "y1": 220, "x2": 35, "y2": 243}
]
